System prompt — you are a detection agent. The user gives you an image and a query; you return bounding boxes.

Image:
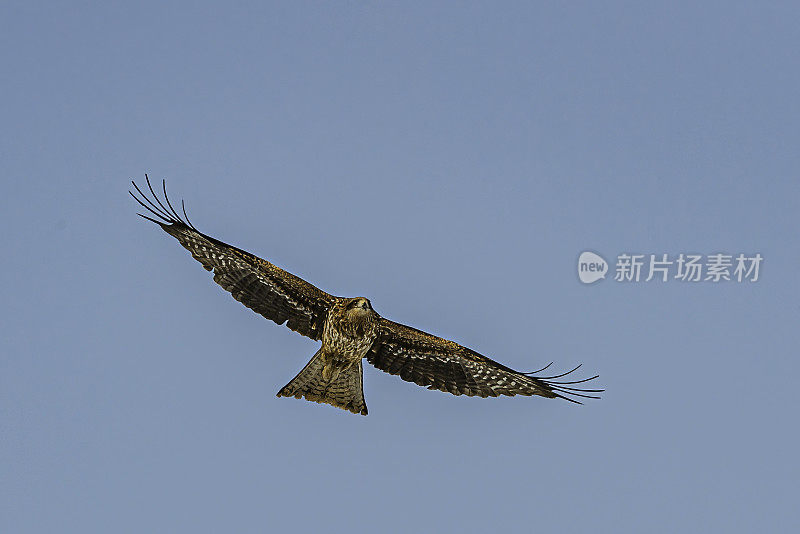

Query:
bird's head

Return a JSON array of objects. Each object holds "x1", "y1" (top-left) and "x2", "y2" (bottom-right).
[
  {"x1": 339, "y1": 297, "x2": 377, "y2": 328},
  {"x1": 346, "y1": 297, "x2": 372, "y2": 314},
  {"x1": 341, "y1": 297, "x2": 377, "y2": 334}
]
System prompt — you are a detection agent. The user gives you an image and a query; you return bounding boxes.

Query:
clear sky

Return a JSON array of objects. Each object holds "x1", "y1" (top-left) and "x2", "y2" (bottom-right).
[{"x1": 2, "y1": 2, "x2": 798, "y2": 532}]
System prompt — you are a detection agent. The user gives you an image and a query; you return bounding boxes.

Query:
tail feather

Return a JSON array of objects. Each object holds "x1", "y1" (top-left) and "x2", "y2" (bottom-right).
[{"x1": 277, "y1": 350, "x2": 368, "y2": 415}]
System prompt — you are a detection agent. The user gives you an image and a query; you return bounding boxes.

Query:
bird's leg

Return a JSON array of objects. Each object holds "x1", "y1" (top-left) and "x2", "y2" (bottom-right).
[{"x1": 321, "y1": 354, "x2": 344, "y2": 383}]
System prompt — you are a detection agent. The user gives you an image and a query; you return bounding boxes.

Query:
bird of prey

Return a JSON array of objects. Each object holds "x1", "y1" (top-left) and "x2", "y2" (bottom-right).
[{"x1": 130, "y1": 176, "x2": 602, "y2": 415}]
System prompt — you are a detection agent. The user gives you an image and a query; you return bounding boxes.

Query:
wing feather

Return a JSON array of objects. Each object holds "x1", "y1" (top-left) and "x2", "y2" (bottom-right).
[
  {"x1": 367, "y1": 318, "x2": 603, "y2": 403},
  {"x1": 131, "y1": 176, "x2": 334, "y2": 340}
]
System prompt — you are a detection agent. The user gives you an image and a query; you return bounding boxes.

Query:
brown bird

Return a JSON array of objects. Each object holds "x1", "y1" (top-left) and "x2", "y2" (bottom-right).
[{"x1": 130, "y1": 176, "x2": 602, "y2": 415}]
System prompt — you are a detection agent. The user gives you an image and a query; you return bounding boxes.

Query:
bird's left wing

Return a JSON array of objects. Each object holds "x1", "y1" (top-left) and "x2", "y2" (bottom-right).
[
  {"x1": 130, "y1": 176, "x2": 335, "y2": 340},
  {"x1": 367, "y1": 318, "x2": 602, "y2": 403}
]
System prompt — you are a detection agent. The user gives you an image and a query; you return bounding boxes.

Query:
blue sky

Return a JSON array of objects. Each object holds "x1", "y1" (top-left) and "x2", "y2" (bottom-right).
[{"x1": 2, "y1": 2, "x2": 798, "y2": 532}]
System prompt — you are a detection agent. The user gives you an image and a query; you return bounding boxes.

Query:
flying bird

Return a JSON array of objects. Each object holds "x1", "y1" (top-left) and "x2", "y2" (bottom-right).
[{"x1": 130, "y1": 176, "x2": 602, "y2": 415}]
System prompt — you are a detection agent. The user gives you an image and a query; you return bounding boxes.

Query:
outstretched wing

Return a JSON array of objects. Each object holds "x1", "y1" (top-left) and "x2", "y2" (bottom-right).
[
  {"x1": 367, "y1": 318, "x2": 603, "y2": 403},
  {"x1": 130, "y1": 175, "x2": 335, "y2": 340}
]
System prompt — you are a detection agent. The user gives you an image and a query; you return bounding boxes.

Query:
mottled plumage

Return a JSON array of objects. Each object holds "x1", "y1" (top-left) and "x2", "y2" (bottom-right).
[{"x1": 131, "y1": 176, "x2": 602, "y2": 415}]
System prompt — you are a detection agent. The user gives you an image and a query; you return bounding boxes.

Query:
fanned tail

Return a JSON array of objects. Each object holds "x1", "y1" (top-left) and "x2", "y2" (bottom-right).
[{"x1": 277, "y1": 350, "x2": 368, "y2": 416}]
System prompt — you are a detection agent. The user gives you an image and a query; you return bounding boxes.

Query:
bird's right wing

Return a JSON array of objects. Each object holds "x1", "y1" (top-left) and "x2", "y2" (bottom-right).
[
  {"x1": 367, "y1": 318, "x2": 602, "y2": 403},
  {"x1": 130, "y1": 176, "x2": 336, "y2": 340}
]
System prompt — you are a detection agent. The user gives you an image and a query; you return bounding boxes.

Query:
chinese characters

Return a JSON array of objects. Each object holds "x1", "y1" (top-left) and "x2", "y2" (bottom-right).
[{"x1": 613, "y1": 253, "x2": 761, "y2": 282}]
